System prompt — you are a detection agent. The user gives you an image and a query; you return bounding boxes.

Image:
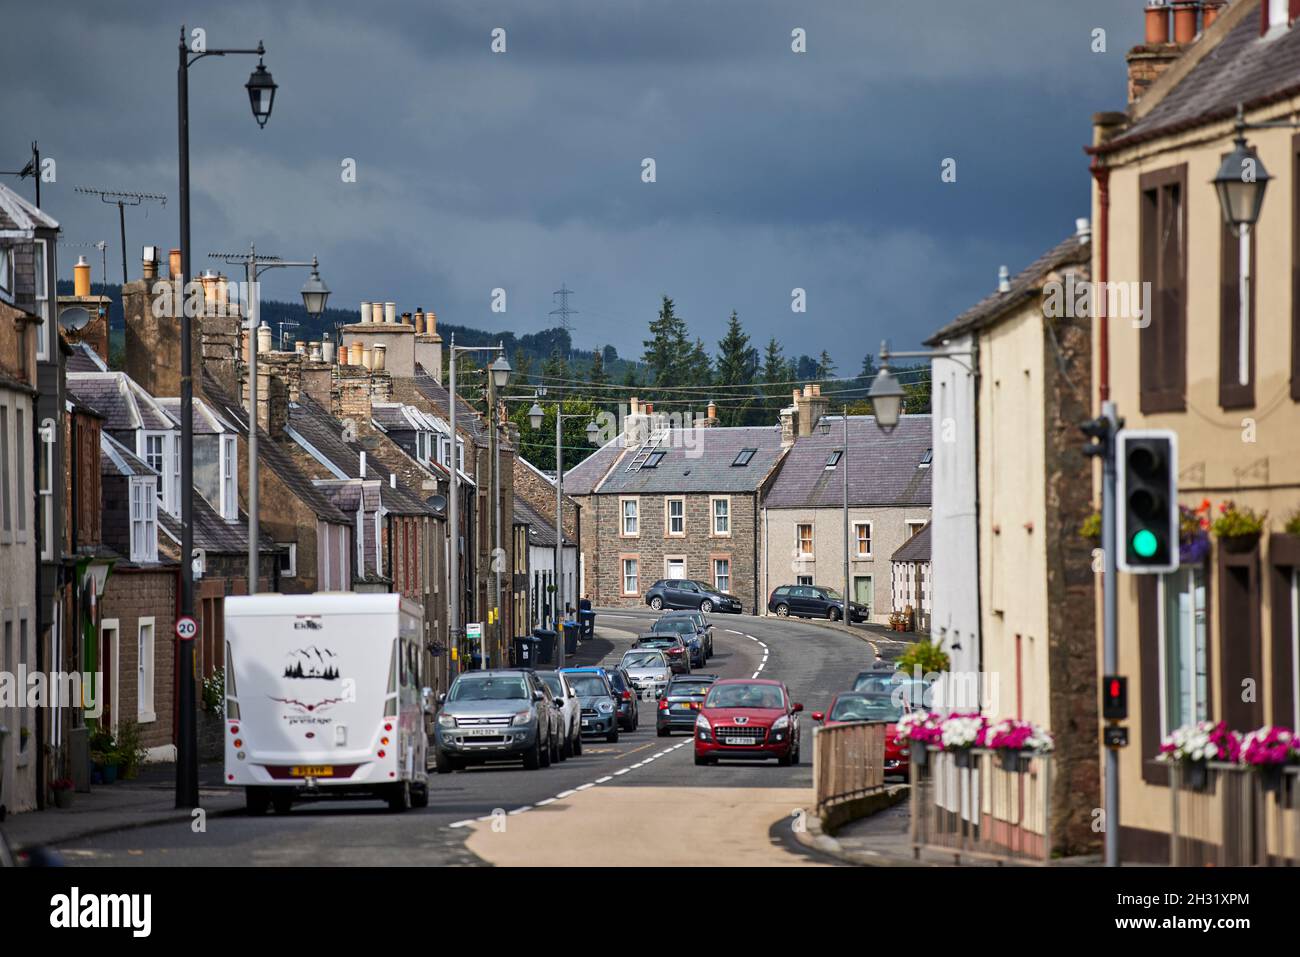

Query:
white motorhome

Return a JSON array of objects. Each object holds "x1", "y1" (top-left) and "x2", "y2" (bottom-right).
[{"x1": 223, "y1": 593, "x2": 429, "y2": 813}]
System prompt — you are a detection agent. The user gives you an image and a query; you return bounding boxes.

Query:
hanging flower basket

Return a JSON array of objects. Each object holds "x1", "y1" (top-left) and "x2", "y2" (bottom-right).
[
  {"x1": 1179, "y1": 502, "x2": 1212, "y2": 564},
  {"x1": 1158, "y1": 720, "x2": 1240, "y2": 791},
  {"x1": 1211, "y1": 500, "x2": 1266, "y2": 553},
  {"x1": 1240, "y1": 726, "x2": 1299, "y2": 792}
]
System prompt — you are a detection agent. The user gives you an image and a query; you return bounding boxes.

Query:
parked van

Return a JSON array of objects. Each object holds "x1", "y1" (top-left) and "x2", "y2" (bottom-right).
[{"x1": 223, "y1": 593, "x2": 429, "y2": 814}]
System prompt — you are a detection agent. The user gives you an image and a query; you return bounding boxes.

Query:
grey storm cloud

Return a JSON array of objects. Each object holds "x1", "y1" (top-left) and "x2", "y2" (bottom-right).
[{"x1": 0, "y1": 0, "x2": 1137, "y2": 368}]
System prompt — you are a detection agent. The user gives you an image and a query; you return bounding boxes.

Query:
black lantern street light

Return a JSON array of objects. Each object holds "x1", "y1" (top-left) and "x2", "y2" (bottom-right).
[{"x1": 175, "y1": 27, "x2": 276, "y2": 809}]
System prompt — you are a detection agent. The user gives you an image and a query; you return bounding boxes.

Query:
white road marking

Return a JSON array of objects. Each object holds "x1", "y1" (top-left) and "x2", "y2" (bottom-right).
[
  {"x1": 450, "y1": 819, "x2": 476, "y2": 828},
  {"x1": 555, "y1": 789, "x2": 577, "y2": 799},
  {"x1": 595, "y1": 775, "x2": 613, "y2": 783},
  {"x1": 536, "y1": 797, "x2": 557, "y2": 806},
  {"x1": 613, "y1": 768, "x2": 631, "y2": 775},
  {"x1": 508, "y1": 806, "x2": 532, "y2": 815},
  {"x1": 576, "y1": 782, "x2": 595, "y2": 791}
]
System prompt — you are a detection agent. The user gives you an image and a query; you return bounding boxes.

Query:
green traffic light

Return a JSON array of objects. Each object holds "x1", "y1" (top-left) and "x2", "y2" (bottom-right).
[{"x1": 1132, "y1": 528, "x2": 1159, "y2": 559}]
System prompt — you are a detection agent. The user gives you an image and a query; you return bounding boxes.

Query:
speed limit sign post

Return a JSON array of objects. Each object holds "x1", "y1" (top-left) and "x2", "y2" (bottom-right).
[{"x1": 176, "y1": 615, "x2": 198, "y2": 641}]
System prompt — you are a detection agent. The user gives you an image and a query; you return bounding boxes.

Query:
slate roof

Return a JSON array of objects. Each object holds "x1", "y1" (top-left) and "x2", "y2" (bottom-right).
[
  {"x1": 581, "y1": 425, "x2": 786, "y2": 495},
  {"x1": 67, "y1": 372, "x2": 176, "y2": 432},
  {"x1": 892, "y1": 523, "x2": 932, "y2": 563},
  {"x1": 156, "y1": 396, "x2": 237, "y2": 436},
  {"x1": 563, "y1": 436, "x2": 625, "y2": 495},
  {"x1": 410, "y1": 366, "x2": 489, "y2": 445},
  {"x1": 925, "y1": 232, "x2": 1089, "y2": 346},
  {"x1": 287, "y1": 394, "x2": 437, "y2": 517},
  {"x1": 763, "y1": 416, "x2": 932, "y2": 509},
  {"x1": 200, "y1": 369, "x2": 351, "y2": 526},
  {"x1": 100, "y1": 432, "x2": 155, "y2": 477},
  {"x1": 157, "y1": 492, "x2": 277, "y2": 556},
  {"x1": 1100, "y1": 5, "x2": 1300, "y2": 153},
  {"x1": 514, "y1": 494, "x2": 574, "y2": 548},
  {"x1": 0, "y1": 183, "x2": 58, "y2": 236},
  {"x1": 66, "y1": 342, "x2": 108, "y2": 373}
]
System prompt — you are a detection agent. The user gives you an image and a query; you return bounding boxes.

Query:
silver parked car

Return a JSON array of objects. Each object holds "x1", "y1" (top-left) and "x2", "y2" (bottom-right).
[
  {"x1": 619, "y1": 649, "x2": 672, "y2": 702},
  {"x1": 536, "y1": 669, "x2": 583, "y2": 757},
  {"x1": 434, "y1": 670, "x2": 559, "y2": 772}
]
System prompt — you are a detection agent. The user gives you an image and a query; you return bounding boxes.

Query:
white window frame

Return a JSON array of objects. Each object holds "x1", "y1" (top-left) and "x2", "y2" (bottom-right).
[
  {"x1": 854, "y1": 521, "x2": 873, "y2": 559},
  {"x1": 129, "y1": 476, "x2": 158, "y2": 563},
  {"x1": 665, "y1": 496, "x2": 685, "y2": 537},
  {"x1": 456, "y1": 438, "x2": 465, "y2": 474},
  {"x1": 279, "y1": 542, "x2": 297, "y2": 578},
  {"x1": 621, "y1": 557, "x2": 639, "y2": 596},
  {"x1": 139, "y1": 429, "x2": 168, "y2": 496},
  {"x1": 797, "y1": 522, "x2": 814, "y2": 557},
  {"x1": 0, "y1": 402, "x2": 9, "y2": 543},
  {"x1": 906, "y1": 519, "x2": 926, "y2": 539},
  {"x1": 137, "y1": 616, "x2": 156, "y2": 723},
  {"x1": 620, "y1": 497, "x2": 640, "y2": 537},
  {"x1": 34, "y1": 239, "x2": 50, "y2": 361},
  {"x1": 796, "y1": 574, "x2": 814, "y2": 586},
  {"x1": 713, "y1": 557, "x2": 731, "y2": 593},
  {"x1": 101, "y1": 619, "x2": 120, "y2": 737},
  {"x1": 711, "y1": 496, "x2": 731, "y2": 537},
  {"x1": 0, "y1": 246, "x2": 13, "y2": 303},
  {"x1": 39, "y1": 416, "x2": 54, "y2": 560},
  {"x1": 219, "y1": 434, "x2": 238, "y2": 521},
  {"x1": 664, "y1": 555, "x2": 687, "y2": 580},
  {"x1": 1156, "y1": 567, "x2": 1208, "y2": 738},
  {"x1": 14, "y1": 406, "x2": 25, "y2": 540}
]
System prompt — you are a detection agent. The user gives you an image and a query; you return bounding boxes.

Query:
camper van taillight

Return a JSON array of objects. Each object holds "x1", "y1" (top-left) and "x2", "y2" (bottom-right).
[
  {"x1": 378, "y1": 749, "x2": 387, "y2": 758},
  {"x1": 384, "y1": 723, "x2": 393, "y2": 732},
  {"x1": 230, "y1": 725, "x2": 239, "y2": 735},
  {"x1": 233, "y1": 739, "x2": 243, "y2": 748},
  {"x1": 381, "y1": 737, "x2": 390, "y2": 746}
]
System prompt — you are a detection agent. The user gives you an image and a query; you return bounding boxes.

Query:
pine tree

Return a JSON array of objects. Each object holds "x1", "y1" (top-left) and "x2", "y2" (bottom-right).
[
  {"x1": 589, "y1": 348, "x2": 610, "y2": 409},
  {"x1": 761, "y1": 337, "x2": 792, "y2": 410},
  {"x1": 642, "y1": 295, "x2": 690, "y2": 392},
  {"x1": 716, "y1": 311, "x2": 757, "y2": 426},
  {"x1": 541, "y1": 347, "x2": 569, "y2": 397},
  {"x1": 816, "y1": 350, "x2": 836, "y2": 380}
]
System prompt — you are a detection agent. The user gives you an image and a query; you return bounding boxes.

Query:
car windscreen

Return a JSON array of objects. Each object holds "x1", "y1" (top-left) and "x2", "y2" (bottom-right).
[
  {"x1": 652, "y1": 619, "x2": 694, "y2": 635},
  {"x1": 821, "y1": 588, "x2": 843, "y2": 601},
  {"x1": 622, "y1": 651, "x2": 667, "y2": 668},
  {"x1": 668, "y1": 681, "x2": 713, "y2": 697},
  {"x1": 606, "y1": 671, "x2": 628, "y2": 691},
  {"x1": 705, "y1": 683, "x2": 785, "y2": 709},
  {"x1": 565, "y1": 674, "x2": 610, "y2": 697},
  {"x1": 830, "y1": 695, "x2": 903, "y2": 722},
  {"x1": 538, "y1": 674, "x2": 564, "y2": 697},
  {"x1": 638, "y1": 637, "x2": 676, "y2": 648},
  {"x1": 449, "y1": 675, "x2": 529, "y2": 702}
]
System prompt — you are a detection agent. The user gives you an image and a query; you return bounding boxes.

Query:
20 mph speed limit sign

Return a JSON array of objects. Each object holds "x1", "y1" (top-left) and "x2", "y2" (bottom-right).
[{"x1": 176, "y1": 615, "x2": 198, "y2": 641}]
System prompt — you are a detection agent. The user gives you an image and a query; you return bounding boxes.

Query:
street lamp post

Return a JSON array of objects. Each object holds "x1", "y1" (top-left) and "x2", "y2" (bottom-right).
[
  {"x1": 820, "y1": 407, "x2": 852, "y2": 625},
  {"x1": 446, "y1": 337, "x2": 509, "y2": 674},
  {"x1": 527, "y1": 398, "x2": 599, "y2": 670},
  {"x1": 175, "y1": 26, "x2": 276, "y2": 809},
  {"x1": 211, "y1": 247, "x2": 328, "y2": 594}
]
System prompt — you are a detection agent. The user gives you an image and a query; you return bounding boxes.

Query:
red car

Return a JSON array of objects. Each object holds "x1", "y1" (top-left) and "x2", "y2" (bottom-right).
[
  {"x1": 694, "y1": 678, "x2": 803, "y2": 766},
  {"x1": 812, "y1": 691, "x2": 912, "y2": 777}
]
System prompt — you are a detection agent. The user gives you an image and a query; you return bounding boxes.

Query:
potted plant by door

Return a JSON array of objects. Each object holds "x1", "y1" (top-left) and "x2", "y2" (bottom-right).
[
  {"x1": 1239, "y1": 726, "x2": 1298, "y2": 793},
  {"x1": 983, "y1": 718, "x2": 1055, "y2": 773},
  {"x1": 1157, "y1": 720, "x2": 1241, "y2": 791},
  {"x1": 50, "y1": 778, "x2": 75, "y2": 808},
  {"x1": 1211, "y1": 500, "x2": 1266, "y2": 554}
]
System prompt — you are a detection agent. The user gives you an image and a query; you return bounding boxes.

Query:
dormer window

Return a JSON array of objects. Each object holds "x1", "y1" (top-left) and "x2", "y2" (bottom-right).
[
  {"x1": 220, "y1": 435, "x2": 238, "y2": 521},
  {"x1": 1266, "y1": 0, "x2": 1291, "y2": 37},
  {"x1": 130, "y1": 476, "x2": 158, "y2": 563}
]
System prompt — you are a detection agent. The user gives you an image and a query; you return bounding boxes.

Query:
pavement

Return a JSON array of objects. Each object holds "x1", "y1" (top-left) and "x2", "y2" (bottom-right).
[{"x1": 6, "y1": 610, "x2": 899, "y2": 865}]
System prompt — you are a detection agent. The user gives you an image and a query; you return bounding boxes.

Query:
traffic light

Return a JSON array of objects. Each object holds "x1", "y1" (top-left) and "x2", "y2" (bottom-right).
[
  {"x1": 1116, "y1": 429, "x2": 1178, "y2": 573},
  {"x1": 1102, "y1": 674, "x2": 1127, "y2": 720}
]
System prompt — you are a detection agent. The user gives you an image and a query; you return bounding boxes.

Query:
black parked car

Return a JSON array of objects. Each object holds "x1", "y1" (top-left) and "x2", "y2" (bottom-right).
[
  {"x1": 644, "y1": 579, "x2": 742, "y2": 614},
  {"x1": 605, "y1": 666, "x2": 640, "y2": 731},
  {"x1": 767, "y1": 584, "x2": 869, "y2": 622},
  {"x1": 656, "y1": 673, "x2": 718, "y2": 736},
  {"x1": 661, "y1": 608, "x2": 714, "y2": 659}
]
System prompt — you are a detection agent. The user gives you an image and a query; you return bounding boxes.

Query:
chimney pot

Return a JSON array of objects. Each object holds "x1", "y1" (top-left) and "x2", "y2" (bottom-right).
[
  {"x1": 384, "y1": 301, "x2": 396, "y2": 324},
  {"x1": 1076, "y1": 217, "x2": 1092, "y2": 243},
  {"x1": 360, "y1": 451, "x2": 367, "y2": 477},
  {"x1": 350, "y1": 341, "x2": 364, "y2": 366},
  {"x1": 371, "y1": 302, "x2": 384, "y2": 325},
  {"x1": 361, "y1": 301, "x2": 371, "y2": 324},
  {"x1": 1145, "y1": 1, "x2": 1171, "y2": 43},
  {"x1": 1203, "y1": 0, "x2": 1223, "y2": 28},
  {"x1": 74, "y1": 256, "x2": 91, "y2": 297},
  {"x1": 168, "y1": 248, "x2": 182, "y2": 281},
  {"x1": 998, "y1": 265, "x2": 1011, "y2": 293},
  {"x1": 1172, "y1": 0, "x2": 1198, "y2": 44},
  {"x1": 373, "y1": 343, "x2": 387, "y2": 371}
]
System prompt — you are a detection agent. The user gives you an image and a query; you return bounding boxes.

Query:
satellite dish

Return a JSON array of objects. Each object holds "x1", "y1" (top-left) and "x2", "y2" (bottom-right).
[
  {"x1": 59, "y1": 306, "x2": 91, "y2": 331},
  {"x1": 426, "y1": 493, "x2": 447, "y2": 514}
]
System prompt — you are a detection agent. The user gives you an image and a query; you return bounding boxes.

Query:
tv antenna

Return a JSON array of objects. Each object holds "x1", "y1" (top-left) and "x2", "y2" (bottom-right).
[
  {"x1": 59, "y1": 240, "x2": 110, "y2": 287},
  {"x1": 74, "y1": 186, "x2": 167, "y2": 286},
  {"x1": 1, "y1": 141, "x2": 41, "y2": 206}
]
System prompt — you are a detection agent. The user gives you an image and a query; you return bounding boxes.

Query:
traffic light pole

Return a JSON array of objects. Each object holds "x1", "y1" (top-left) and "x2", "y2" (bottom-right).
[{"x1": 1101, "y1": 400, "x2": 1120, "y2": 868}]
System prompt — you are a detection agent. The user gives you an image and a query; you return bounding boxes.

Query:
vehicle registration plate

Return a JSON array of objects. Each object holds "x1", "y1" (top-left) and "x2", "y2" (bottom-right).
[
  {"x1": 724, "y1": 737, "x2": 752, "y2": 746},
  {"x1": 290, "y1": 765, "x2": 334, "y2": 777},
  {"x1": 581, "y1": 720, "x2": 590, "y2": 727},
  {"x1": 464, "y1": 728, "x2": 499, "y2": 737}
]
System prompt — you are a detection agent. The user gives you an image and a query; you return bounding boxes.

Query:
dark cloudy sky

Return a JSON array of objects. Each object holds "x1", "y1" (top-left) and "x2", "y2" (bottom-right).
[{"x1": 2, "y1": 0, "x2": 1137, "y2": 370}]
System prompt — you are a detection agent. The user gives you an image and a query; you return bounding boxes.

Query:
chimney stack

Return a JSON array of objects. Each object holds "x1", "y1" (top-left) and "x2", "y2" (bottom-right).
[{"x1": 1127, "y1": 0, "x2": 1198, "y2": 106}]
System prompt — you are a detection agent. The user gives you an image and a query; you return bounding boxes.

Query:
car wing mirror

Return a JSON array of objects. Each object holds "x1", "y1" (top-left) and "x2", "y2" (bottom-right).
[
  {"x1": 812, "y1": 711, "x2": 824, "y2": 722},
  {"x1": 533, "y1": 689, "x2": 545, "y2": 702},
  {"x1": 792, "y1": 702, "x2": 804, "y2": 713},
  {"x1": 437, "y1": 692, "x2": 447, "y2": 704}
]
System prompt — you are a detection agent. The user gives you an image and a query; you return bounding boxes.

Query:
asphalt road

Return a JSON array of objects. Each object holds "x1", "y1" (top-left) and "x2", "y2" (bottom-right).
[{"x1": 53, "y1": 610, "x2": 911, "y2": 866}]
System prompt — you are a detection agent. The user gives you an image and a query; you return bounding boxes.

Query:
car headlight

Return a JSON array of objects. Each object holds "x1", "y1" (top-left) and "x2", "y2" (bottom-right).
[
  {"x1": 597, "y1": 700, "x2": 615, "y2": 714},
  {"x1": 437, "y1": 713, "x2": 457, "y2": 729},
  {"x1": 696, "y1": 714, "x2": 712, "y2": 734},
  {"x1": 511, "y1": 710, "x2": 533, "y2": 726},
  {"x1": 771, "y1": 715, "x2": 790, "y2": 732}
]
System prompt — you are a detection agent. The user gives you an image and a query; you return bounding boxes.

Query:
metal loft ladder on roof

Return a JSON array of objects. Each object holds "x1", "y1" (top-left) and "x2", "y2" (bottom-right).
[{"x1": 626, "y1": 428, "x2": 668, "y2": 471}]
